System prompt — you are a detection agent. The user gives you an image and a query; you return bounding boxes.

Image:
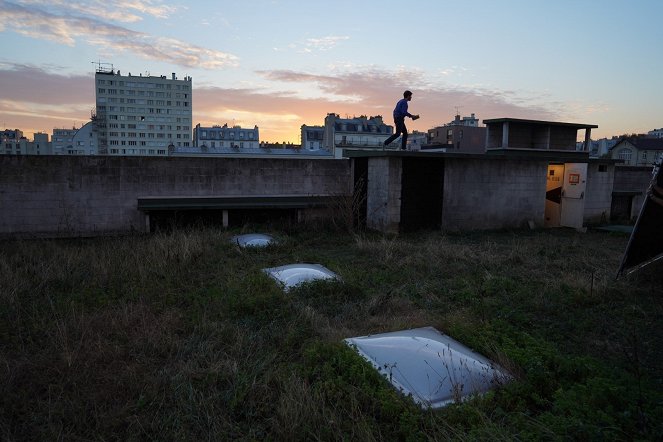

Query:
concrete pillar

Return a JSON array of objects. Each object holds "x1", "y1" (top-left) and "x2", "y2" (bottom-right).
[
  {"x1": 584, "y1": 129, "x2": 592, "y2": 152},
  {"x1": 366, "y1": 156, "x2": 402, "y2": 233},
  {"x1": 502, "y1": 122, "x2": 509, "y2": 148}
]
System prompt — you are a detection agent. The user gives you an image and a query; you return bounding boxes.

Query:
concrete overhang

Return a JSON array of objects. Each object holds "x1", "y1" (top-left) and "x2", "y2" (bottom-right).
[
  {"x1": 482, "y1": 118, "x2": 598, "y2": 130},
  {"x1": 342, "y1": 149, "x2": 595, "y2": 162}
]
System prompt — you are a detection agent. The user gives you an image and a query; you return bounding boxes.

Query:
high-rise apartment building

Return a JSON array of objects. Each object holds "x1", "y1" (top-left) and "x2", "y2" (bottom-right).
[{"x1": 94, "y1": 65, "x2": 192, "y2": 156}]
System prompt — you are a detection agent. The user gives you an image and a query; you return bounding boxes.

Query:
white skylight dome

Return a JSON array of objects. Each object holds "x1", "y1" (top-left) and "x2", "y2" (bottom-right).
[
  {"x1": 262, "y1": 263, "x2": 339, "y2": 291},
  {"x1": 232, "y1": 233, "x2": 275, "y2": 248},
  {"x1": 345, "y1": 326, "x2": 511, "y2": 409}
]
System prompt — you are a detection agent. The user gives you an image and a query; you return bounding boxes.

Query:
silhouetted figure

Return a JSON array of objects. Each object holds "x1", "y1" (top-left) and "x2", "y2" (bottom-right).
[{"x1": 383, "y1": 90, "x2": 420, "y2": 150}]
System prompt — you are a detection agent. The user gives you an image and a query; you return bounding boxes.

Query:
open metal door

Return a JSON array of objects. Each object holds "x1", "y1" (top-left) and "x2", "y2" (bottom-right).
[
  {"x1": 560, "y1": 163, "x2": 587, "y2": 229},
  {"x1": 617, "y1": 154, "x2": 663, "y2": 276}
]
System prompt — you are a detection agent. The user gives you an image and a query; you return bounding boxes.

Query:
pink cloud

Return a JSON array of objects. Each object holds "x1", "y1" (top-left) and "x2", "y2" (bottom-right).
[{"x1": 1, "y1": 63, "x2": 565, "y2": 142}]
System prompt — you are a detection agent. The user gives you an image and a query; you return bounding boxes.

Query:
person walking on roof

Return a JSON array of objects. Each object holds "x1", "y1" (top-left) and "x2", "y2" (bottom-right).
[{"x1": 383, "y1": 90, "x2": 419, "y2": 150}]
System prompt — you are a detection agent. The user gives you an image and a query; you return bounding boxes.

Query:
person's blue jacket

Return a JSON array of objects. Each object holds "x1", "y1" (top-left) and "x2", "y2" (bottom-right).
[{"x1": 393, "y1": 98, "x2": 413, "y2": 119}]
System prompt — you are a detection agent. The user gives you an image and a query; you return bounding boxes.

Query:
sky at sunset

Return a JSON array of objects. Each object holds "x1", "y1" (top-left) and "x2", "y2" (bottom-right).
[{"x1": 1, "y1": 0, "x2": 662, "y2": 143}]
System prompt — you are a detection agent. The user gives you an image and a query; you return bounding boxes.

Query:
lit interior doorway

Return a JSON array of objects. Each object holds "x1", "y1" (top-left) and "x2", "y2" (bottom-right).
[{"x1": 545, "y1": 163, "x2": 587, "y2": 229}]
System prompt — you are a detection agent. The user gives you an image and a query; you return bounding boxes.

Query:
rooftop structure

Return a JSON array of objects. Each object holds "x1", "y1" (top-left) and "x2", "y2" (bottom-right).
[{"x1": 483, "y1": 118, "x2": 597, "y2": 155}]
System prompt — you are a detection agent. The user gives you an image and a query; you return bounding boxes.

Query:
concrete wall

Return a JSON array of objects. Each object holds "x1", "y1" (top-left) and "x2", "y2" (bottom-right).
[
  {"x1": 0, "y1": 155, "x2": 351, "y2": 237},
  {"x1": 584, "y1": 162, "x2": 616, "y2": 224},
  {"x1": 366, "y1": 157, "x2": 403, "y2": 233},
  {"x1": 441, "y1": 158, "x2": 548, "y2": 231},
  {"x1": 613, "y1": 165, "x2": 655, "y2": 218}
]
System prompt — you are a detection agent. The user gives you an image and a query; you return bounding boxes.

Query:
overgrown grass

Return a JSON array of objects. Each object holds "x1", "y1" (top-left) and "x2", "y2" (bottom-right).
[{"x1": 1, "y1": 225, "x2": 661, "y2": 441}]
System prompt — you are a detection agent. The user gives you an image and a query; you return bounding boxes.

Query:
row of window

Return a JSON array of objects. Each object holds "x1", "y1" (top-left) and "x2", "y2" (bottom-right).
[
  {"x1": 198, "y1": 131, "x2": 255, "y2": 140},
  {"x1": 107, "y1": 123, "x2": 189, "y2": 130},
  {"x1": 97, "y1": 90, "x2": 190, "y2": 100},
  {"x1": 107, "y1": 133, "x2": 190, "y2": 139},
  {"x1": 106, "y1": 112, "x2": 188, "y2": 121},
  {"x1": 200, "y1": 141, "x2": 257, "y2": 148},
  {"x1": 99, "y1": 106, "x2": 189, "y2": 114},
  {"x1": 97, "y1": 98, "x2": 189, "y2": 111},
  {"x1": 616, "y1": 148, "x2": 655, "y2": 162},
  {"x1": 109, "y1": 148, "x2": 169, "y2": 155},
  {"x1": 109, "y1": 140, "x2": 188, "y2": 147},
  {"x1": 97, "y1": 79, "x2": 190, "y2": 91}
]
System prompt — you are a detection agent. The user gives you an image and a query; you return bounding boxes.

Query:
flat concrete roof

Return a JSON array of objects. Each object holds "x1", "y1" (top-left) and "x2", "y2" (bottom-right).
[
  {"x1": 482, "y1": 118, "x2": 598, "y2": 129},
  {"x1": 342, "y1": 148, "x2": 619, "y2": 163}
]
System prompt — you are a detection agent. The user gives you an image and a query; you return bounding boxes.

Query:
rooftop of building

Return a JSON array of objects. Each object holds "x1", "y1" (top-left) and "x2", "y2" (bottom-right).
[
  {"x1": 171, "y1": 146, "x2": 333, "y2": 157},
  {"x1": 615, "y1": 137, "x2": 663, "y2": 150},
  {"x1": 483, "y1": 118, "x2": 598, "y2": 129}
]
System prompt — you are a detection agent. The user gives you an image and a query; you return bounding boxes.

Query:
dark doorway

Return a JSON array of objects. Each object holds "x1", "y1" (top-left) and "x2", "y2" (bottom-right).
[
  {"x1": 611, "y1": 194, "x2": 633, "y2": 222},
  {"x1": 400, "y1": 158, "x2": 444, "y2": 231}
]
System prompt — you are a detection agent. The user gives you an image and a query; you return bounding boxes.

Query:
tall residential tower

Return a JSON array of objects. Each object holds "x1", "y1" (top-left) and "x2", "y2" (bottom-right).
[{"x1": 94, "y1": 65, "x2": 192, "y2": 156}]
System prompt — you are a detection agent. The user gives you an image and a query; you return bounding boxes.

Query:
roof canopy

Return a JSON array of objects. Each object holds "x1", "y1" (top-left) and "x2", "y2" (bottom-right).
[{"x1": 483, "y1": 118, "x2": 598, "y2": 129}]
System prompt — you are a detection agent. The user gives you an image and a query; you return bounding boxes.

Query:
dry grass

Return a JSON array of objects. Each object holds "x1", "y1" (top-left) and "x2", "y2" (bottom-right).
[{"x1": 0, "y1": 226, "x2": 661, "y2": 440}]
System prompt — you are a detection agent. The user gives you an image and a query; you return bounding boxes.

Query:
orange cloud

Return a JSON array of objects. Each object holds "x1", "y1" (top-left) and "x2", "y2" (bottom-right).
[{"x1": 1, "y1": 63, "x2": 569, "y2": 142}]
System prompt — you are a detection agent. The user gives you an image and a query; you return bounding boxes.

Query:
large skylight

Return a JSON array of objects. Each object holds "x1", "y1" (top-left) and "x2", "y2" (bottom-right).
[
  {"x1": 262, "y1": 263, "x2": 339, "y2": 291},
  {"x1": 232, "y1": 233, "x2": 275, "y2": 248},
  {"x1": 345, "y1": 326, "x2": 511, "y2": 409}
]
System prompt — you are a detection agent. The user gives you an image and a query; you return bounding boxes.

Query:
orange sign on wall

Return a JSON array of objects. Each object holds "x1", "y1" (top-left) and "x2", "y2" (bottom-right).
[{"x1": 568, "y1": 173, "x2": 580, "y2": 184}]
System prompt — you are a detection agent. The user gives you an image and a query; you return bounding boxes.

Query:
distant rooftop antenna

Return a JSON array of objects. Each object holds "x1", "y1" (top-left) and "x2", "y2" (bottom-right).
[
  {"x1": 92, "y1": 60, "x2": 113, "y2": 74},
  {"x1": 454, "y1": 106, "x2": 463, "y2": 116}
]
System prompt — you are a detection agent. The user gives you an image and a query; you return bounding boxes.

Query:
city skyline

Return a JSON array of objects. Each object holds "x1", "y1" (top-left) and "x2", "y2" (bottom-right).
[{"x1": 1, "y1": 0, "x2": 662, "y2": 143}]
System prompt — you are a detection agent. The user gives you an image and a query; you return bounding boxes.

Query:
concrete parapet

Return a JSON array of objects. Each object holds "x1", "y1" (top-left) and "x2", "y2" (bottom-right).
[{"x1": 0, "y1": 155, "x2": 351, "y2": 237}]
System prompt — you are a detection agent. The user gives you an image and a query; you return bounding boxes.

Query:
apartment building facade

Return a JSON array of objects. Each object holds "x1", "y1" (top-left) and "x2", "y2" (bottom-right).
[
  {"x1": 301, "y1": 125, "x2": 324, "y2": 151},
  {"x1": 52, "y1": 122, "x2": 98, "y2": 155},
  {"x1": 193, "y1": 123, "x2": 259, "y2": 149},
  {"x1": 94, "y1": 66, "x2": 192, "y2": 156},
  {"x1": 1, "y1": 129, "x2": 24, "y2": 142},
  {"x1": 609, "y1": 138, "x2": 663, "y2": 166},
  {"x1": 323, "y1": 114, "x2": 393, "y2": 153},
  {"x1": 2, "y1": 132, "x2": 51, "y2": 155},
  {"x1": 426, "y1": 113, "x2": 486, "y2": 153},
  {"x1": 648, "y1": 128, "x2": 663, "y2": 139}
]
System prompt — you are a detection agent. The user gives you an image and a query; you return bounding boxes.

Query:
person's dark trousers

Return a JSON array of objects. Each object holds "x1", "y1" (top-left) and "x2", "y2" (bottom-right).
[{"x1": 383, "y1": 117, "x2": 408, "y2": 149}]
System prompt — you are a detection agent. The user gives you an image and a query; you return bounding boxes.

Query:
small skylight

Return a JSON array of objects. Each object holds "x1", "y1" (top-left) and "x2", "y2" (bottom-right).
[
  {"x1": 232, "y1": 233, "x2": 275, "y2": 248},
  {"x1": 345, "y1": 326, "x2": 511, "y2": 409},
  {"x1": 262, "y1": 263, "x2": 339, "y2": 291}
]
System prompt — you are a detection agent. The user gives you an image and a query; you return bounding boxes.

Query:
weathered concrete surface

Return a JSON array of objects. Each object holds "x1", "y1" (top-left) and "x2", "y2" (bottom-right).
[
  {"x1": 366, "y1": 156, "x2": 402, "y2": 233},
  {"x1": 584, "y1": 162, "x2": 616, "y2": 224},
  {"x1": 441, "y1": 158, "x2": 548, "y2": 231},
  {"x1": 613, "y1": 165, "x2": 655, "y2": 219},
  {"x1": 0, "y1": 155, "x2": 351, "y2": 236}
]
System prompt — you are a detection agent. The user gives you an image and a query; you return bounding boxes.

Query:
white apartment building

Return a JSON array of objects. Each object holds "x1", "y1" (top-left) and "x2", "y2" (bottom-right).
[
  {"x1": 405, "y1": 131, "x2": 428, "y2": 151},
  {"x1": 1, "y1": 129, "x2": 24, "y2": 142},
  {"x1": 52, "y1": 122, "x2": 98, "y2": 155},
  {"x1": 648, "y1": 128, "x2": 663, "y2": 138},
  {"x1": 1, "y1": 132, "x2": 51, "y2": 155},
  {"x1": 193, "y1": 123, "x2": 259, "y2": 149},
  {"x1": 94, "y1": 66, "x2": 192, "y2": 156},
  {"x1": 300, "y1": 125, "x2": 324, "y2": 151},
  {"x1": 448, "y1": 113, "x2": 480, "y2": 127},
  {"x1": 323, "y1": 114, "x2": 393, "y2": 154}
]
